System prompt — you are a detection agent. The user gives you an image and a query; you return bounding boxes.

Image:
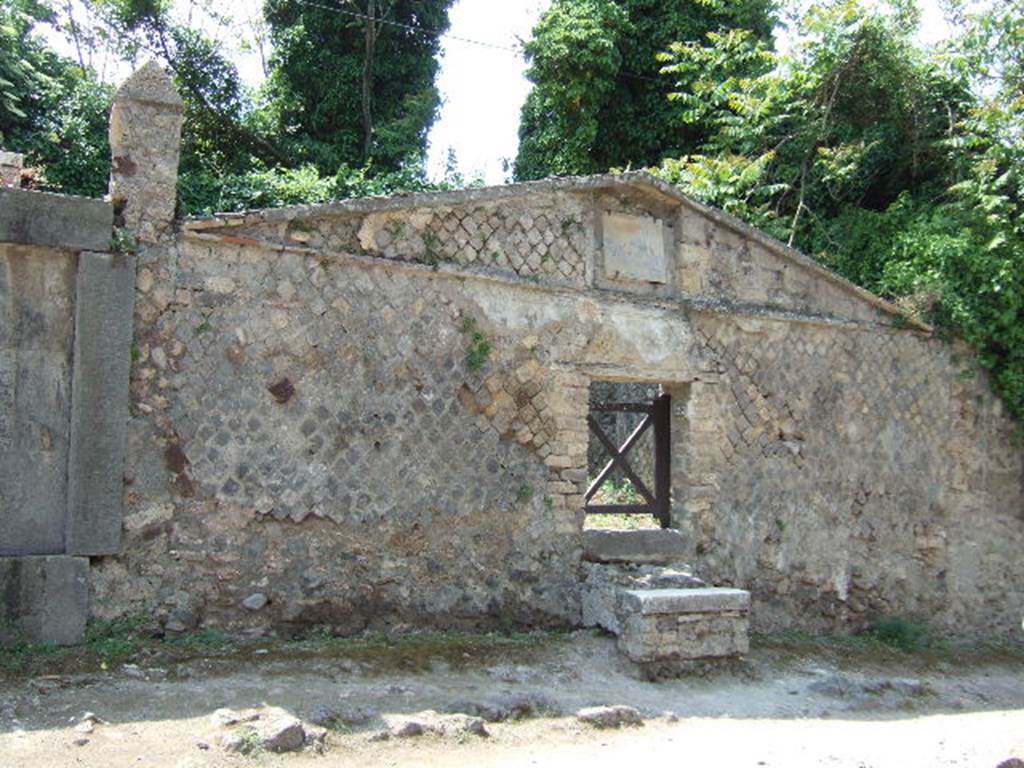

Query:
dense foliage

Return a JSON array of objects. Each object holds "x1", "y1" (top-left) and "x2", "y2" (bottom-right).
[
  {"x1": 178, "y1": 162, "x2": 442, "y2": 215},
  {"x1": 655, "y1": 0, "x2": 1023, "y2": 419},
  {"x1": 0, "y1": 0, "x2": 1020, "y2": 420},
  {"x1": 1, "y1": 0, "x2": 112, "y2": 196},
  {"x1": 1, "y1": 0, "x2": 454, "y2": 204},
  {"x1": 514, "y1": 0, "x2": 776, "y2": 180},
  {"x1": 263, "y1": 0, "x2": 454, "y2": 174}
]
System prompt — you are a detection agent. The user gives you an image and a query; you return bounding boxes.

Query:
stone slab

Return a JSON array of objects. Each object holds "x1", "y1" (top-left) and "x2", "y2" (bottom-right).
[
  {"x1": 0, "y1": 556, "x2": 89, "y2": 645},
  {"x1": 620, "y1": 587, "x2": 750, "y2": 615},
  {"x1": 0, "y1": 188, "x2": 112, "y2": 252},
  {"x1": 602, "y1": 211, "x2": 669, "y2": 283},
  {"x1": 0, "y1": 246, "x2": 76, "y2": 556},
  {"x1": 581, "y1": 562, "x2": 706, "y2": 634},
  {"x1": 66, "y1": 251, "x2": 136, "y2": 555},
  {"x1": 583, "y1": 529, "x2": 689, "y2": 565}
]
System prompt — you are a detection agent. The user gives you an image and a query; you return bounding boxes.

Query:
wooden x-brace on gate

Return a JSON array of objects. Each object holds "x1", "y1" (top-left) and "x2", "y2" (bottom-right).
[{"x1": 584, "y1": 393, "x2": 672, "y2": 528}]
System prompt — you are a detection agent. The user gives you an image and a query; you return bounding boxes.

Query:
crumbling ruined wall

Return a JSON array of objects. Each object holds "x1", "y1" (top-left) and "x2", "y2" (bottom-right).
[
  {"x1": 92, "y1": 185, "x2": 704, "y2": 635},
  {"x1": 94, "y1": 163, "x2": 1023, "y2": 640},
  {"x1": 676, "y1": 315, "x2": 1024, "y2": 636},
  {"x1": 8, "y1": 64, "x2": 1018, "y2": 645}
]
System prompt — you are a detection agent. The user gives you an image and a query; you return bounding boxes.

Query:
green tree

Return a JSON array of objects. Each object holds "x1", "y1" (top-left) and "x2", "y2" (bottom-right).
[
  {"x1": 0, "y1": 0, "x2": 112, "y2": 197},
  {"x1": 659, "y1": 1, "x2": 969, "y2": 247},
  {"x1": 514, "y1": 0, "x2": 776, "y2": 180},
  {"x1": 90, "y1": 0, "x2": 282, "y2": 175},
  {"x1": 656, "y1": 0, "x2": 1023, "y2": 420},
  {"x1": 263, "y1": 0, "x2": 453, "y2": 174}
]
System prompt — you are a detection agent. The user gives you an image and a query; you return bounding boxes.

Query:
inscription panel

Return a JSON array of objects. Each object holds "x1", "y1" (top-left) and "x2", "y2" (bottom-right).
[{"x1": 602, "y1": 211, "x2": 669, "y2": 284}]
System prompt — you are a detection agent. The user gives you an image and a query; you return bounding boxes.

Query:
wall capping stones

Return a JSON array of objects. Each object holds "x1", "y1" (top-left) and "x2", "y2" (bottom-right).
[
  {"x1": 0, "y1": 187, "x2": 112, "y2": 252},
  {"x1": 181, "y1": 170, "x2": 929, "y2": 333},
  {"x1": 65, "y1": 251, "x2": 136, "y2": 555}
]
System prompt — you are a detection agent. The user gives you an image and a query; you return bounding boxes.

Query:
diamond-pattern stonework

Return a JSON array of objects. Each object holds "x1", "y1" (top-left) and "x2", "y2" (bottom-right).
[
  {"x1": 200, "y1": 191, "x2": 590, "y2": 288},
  {"x1": 104, "y1": 238, "x2": 591, "y2": 632},
  {"x1": 85, "y1": 174, "x2": 1022, "y2": 643},
  {"x1": 678, "y1": 315, "x2": 1022, "y2": 636}
]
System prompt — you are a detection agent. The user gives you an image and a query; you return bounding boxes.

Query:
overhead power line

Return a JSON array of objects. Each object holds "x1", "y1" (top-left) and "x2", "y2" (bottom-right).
[
  {"x1": 284, "y1": 0, "x2": 670, "y2": 85},
  {"x1": 288, "y1": 0, "x2": 522, "y2": 52}
]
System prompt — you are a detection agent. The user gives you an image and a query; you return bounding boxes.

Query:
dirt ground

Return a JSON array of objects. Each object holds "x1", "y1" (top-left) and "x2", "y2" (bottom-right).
[{"x1": 1, "y1": 631, "x2": 1023, "y2": 768}]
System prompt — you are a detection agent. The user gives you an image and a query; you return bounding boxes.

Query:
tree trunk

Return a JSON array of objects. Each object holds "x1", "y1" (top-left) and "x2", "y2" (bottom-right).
[{"x1": 361, "y1": 0, "x2": 376, "y2": 162}]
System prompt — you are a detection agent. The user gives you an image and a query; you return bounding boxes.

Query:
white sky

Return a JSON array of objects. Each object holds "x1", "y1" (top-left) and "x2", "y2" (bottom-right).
[
  {"x1": 43, "y1": 0, "x2": 953, "y2": 185},
  {"x1": 424, "y1": 0, "x2": 550, "y2": 183}
]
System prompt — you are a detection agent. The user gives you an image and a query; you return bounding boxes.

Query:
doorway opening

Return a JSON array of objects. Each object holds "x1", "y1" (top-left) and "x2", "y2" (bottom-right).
[{"x1": 584, "y1": 381, "x2": 671, "y2": 530}]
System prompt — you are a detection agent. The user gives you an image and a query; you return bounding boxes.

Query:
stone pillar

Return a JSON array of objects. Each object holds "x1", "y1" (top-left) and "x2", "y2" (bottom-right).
[
  {"x1": 108, "y1": 61, "x2": 184, "y2": 244},
  {"x1": 0, "y1": 150, "x2": 23, "y2": 187}
]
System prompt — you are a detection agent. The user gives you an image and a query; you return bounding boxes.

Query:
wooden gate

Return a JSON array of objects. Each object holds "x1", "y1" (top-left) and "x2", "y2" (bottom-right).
[{"x1": 585, "y1": 393, "x2": 671, "y2": 528}]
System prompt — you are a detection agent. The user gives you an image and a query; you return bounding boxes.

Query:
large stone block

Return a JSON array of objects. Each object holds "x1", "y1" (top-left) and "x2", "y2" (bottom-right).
[
  {"x1": 602, "y1": 211, "x2": 669, "y2": 284},
  {"x1": 0, "y1": 556, "x2": 89, "y2": 646},
  {"x1": 66, "y1": 252, "x2": 136, "y2": 556},
  {"x1": 619, "y1": 587, "x2": 750, "y2": 615},
  {"x1": 618, "y1": 610, "x2": 749, "y2": 662},
  {"x1": 581, "y1": 562, "x2": 704, "y2": 634},
  {"x1": 0, "y1": 188, "x2": 112, "y2": 252},
  {"x1": 583, "y1": 529, "x2": 689, "y2": 565},
  {"x1": 616, "y1": 587, "x2": 751, "y2": 662},
  {"x1": 0, "y1": 245, "x2": 76, "y2": 556}
]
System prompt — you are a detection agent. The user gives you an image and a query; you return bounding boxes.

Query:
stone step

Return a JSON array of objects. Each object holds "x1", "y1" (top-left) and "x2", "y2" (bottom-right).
[
  {"x1": 581, "y1": 561, "x2": 751, "y2": 668},
  {"x1": 583, "y1": 529, "x2": 689, "y2": 565},
  {"x1": 581, "y1": 562, "x2": 705, "y2": 634},
  {"x1": 620, "y1": 587, "x2": 750, "y2": 615},
  {"x1": 617, "y1": 586, "x2": 751, "y2": 665}
]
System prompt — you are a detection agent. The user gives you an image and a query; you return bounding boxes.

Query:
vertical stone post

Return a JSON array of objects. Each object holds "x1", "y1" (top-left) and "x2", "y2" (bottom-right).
[
  {"x1": 0, "y1": 150, "x2": 23, "y2": 186},
  {"x1": 108, "y1": 61, "x2": 184, "y2": 244}
]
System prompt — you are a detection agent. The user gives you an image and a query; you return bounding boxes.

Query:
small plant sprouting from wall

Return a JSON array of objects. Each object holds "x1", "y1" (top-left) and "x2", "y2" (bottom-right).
[
  {"x1": 516, "y1": 484, "x2": 533, "y2": 502},
  {"x1": 460, "y1": 316, "x2": 492, "y2": 372},
  {"x1": 110, "y1": 227, "x2": 137, "y2": 256},
  {"x1": 421, "y1": 230, "x2": 445, "y2": 267},
  {"x1": 194, "y1": 312, "x2": 213, "y2": 336}
]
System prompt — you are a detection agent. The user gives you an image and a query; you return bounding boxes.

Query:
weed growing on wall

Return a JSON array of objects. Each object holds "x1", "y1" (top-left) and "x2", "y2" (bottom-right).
[
  {"x1": 193, "y1": 314, "x2": 213, "y2": 336},
  {"x1": 421, "y1": 230, "x2": 445, "y2": 267},
  {"x1": 109, "y1": 227, "x2": 137, "y2": 255},
  {"x1": 459, "y1": 316, "x2": 492, "y2": 372}
]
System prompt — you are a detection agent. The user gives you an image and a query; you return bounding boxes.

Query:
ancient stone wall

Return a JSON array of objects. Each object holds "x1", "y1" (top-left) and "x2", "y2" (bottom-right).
[
  {"x1": 94, "y1": 169, "x2": 1023, "y2": 640},
  {"x1": 95, "y1": 218, "x2": 706, "y2": 634},
  {"x1": 5, "y1": 66, "x2": 1021, "y2": 645},
  {"x1": 674, "y1": 314, "x2": 1023, "y2": 635}
]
